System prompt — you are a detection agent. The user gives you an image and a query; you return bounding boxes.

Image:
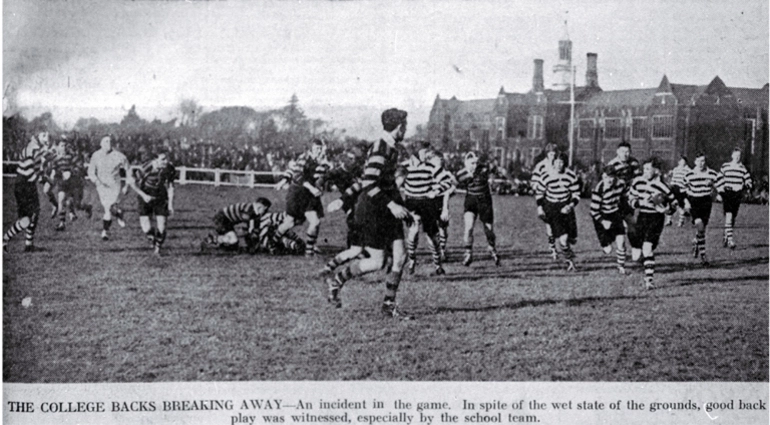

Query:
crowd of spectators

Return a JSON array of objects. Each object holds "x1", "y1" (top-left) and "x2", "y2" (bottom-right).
[{"x1": 3, "y1": 130, "x2": 768, "y2": 203}]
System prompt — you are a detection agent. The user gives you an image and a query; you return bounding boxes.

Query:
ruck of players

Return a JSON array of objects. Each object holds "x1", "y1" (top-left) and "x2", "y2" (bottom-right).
[{"x1": 2, "y1": 116, "x2": 760, "y2": 318}]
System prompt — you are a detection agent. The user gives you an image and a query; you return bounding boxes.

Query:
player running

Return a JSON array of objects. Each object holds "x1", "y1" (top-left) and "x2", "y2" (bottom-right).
[
  {"x1": 535, "y1": 152, "x2": 580, "y2": 271},
  {"x1": 715, "y1": 148, "x2": 753, "y2": 249},
  {"x1": 400, "y1": 143, "x2": 452, "y2": 275},
  {"x1": 606, "y1": 141, "x2": 643, "y2": 262},
  {"x1": 683, "y1": 151, "x2": 719, "y2": 266},
  {"x1": 589, "y1": 165, "x2": 627, "y2": 274},
  {"x1": 3, "y1": 129, "x2": 49, "y2": 252},
  {"x1": 455, "y1": 151, "x2": 501, "y2": 267},
  {"x1": 429, "y1": 151, "x2": 456, "y2": 262},
  {"x1": 628, "y1": 157, "x2": 675, "y2": 289},
  {"x1": 132, "y1": 152, "x2": 177, "y2": 255},
  {"x1": 50, "y1": 139, "x2": 76, "y2": 231},
  {"x1": 202, "y1": 198, "x2": 272, "y2": 252},
  {"x1": 274, "y1": 139, "x2": 331, "y2": 256},
  {"x1": 87, "y1": 136, "x2": 132, "y2": 241},
  {"x1": 325, "y1": 108, "x2": 413, "y2": 318},
  {"x1": 668, "y1": 156, "x2": 691, "y2": 227},
  {"x1": 532, "y1": 143, "x2": 558, "y2": 259}
]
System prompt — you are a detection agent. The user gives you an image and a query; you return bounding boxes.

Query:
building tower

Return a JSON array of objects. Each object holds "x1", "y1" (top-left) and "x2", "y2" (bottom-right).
[{"x1": 552, "y1": 19, "x2": 572, "y2": 90}]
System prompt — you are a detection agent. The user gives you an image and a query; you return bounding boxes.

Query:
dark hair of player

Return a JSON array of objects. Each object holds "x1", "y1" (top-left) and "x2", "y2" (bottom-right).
[
  {"x1": 644, "y1": 156, "x2": 662, "y2": 170},
  {"x1": 256, "y1": 197, "x2": 272, "y2": 210},
  {"x1": 617, "y1": 141, "x2": 631, "y2": 149},
  {"x1": 381, "y1": 108, "x2": 408, "y2": 132}
]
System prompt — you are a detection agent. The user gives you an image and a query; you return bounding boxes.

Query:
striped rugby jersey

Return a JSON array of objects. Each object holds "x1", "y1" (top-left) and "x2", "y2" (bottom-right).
[
  {"x1": 256, "y1": 212, "x2": 288, "y2": 248},
  {"x1": 670, "y1": 164, "x2": 690, "y2": 189},
  {"x1": 433, "y1": 166, "x2": 456, "y2": 196},
  {"x1": 220, "y1": 202, "x2": 266, "y2": 225},
  {"x1": 629, "y1": 176, "x2": 674, "y2": 214},
  {"x1": 134, "y1": 162, "x2": 176, "y2": 198},
  {"x1": 590, "y1": 179, "x2": 626, "y2": 220},
  {"x1": 532, "y1": 157, "x2": 554, "y2": 188},
  {"x1": 281, "y1": 153, "x2": 330, "y2": 188},
  {"x1": 54, "y1": 152, "x2": 74, "y2": 179},
  {"x1": 455, "y1": 163, "x2": 497, "y2": 197},
  {"x1": 360, "y1": 135, "x2": 401, "y2": 205},
  {"x1": 401, "y1": 157, "x2": 441, "y2": 198},
  {"x1": 15, "y1": 139, "x2": 45, "y2": 183},
  {"x1": 684, "y1": 167, "x2": 718, "y2": 198},
  {"x1": 716, "y1": 161, "x2": 752, "y2": 192},
  {"x1": 606, "y1": 156, "x2": 642, "y2": 186},
  {"x1": 535, "y1": 167, "x2": 580, "y2": 205}
]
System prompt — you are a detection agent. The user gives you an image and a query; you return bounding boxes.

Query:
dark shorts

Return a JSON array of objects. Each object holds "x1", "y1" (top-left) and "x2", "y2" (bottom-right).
[
  {"x1": 635, "y1": 212, "x2": 665, "y2": 249},
  {"x1": 345, "y1": 210, "x2": 362, "y2": 247},
  {"x1": 213, "y1": 212, "x2": 236, "y2": 235},
  {"x1": 286, "y1": 184, "x2": 324, "y2": 222},
  {"x1": 354, "y1": 191, "x2": 404, "y2": 251},
  {"x1": 593, "y1": 211, "x2": 626, "y2": 248},
  {"x1": 543, "y1": 200, "x2": 577, "y2": 241},
  {"x1": 404, "y1": 197, "x2": 442, "y2": 236},
  {"x1": 138, "y1": 195, "x2": 169, "y2": 217},
  {"x1": 721, "y1": 190, "x2": 742, "y2": 216},
  {"x1": 689, "y1": 196, "x2": 713, "y2": 226},
  {"x1": 671, "y1": 186, "x2": 687, "y2": 208},
  {"x1": 464, "y1": 194, "x2": 494, "y2": 224},
  {"x1": 14, "y1": 180, "x2": 40, "y2": 219}
]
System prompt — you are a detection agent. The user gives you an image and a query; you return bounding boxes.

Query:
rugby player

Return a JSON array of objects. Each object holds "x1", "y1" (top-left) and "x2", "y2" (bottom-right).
[
  {"x1": 715, "y1": 148, "x2": 753, "y2": 249},
  {"x1": 87, "y1": 136, "x2": 131, "y2": 240}
]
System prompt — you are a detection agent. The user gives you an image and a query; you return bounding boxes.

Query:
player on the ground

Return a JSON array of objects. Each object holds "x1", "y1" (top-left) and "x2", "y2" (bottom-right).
[
  {"x1": 132, "y1": 152, "x2": 177, "y2": 255},
  {"x1": 274, "y1": 139, "x2": 331, "y2": 256},
  {"x1": 628, "y1": 157, "x2": 675, "y2": 289},
  {"x1": 590, "y1": 165, "x2": 627, "y2": 274},
  {"x1": 683, "y1": 151, "x2": 719, "y2": 266},
  {"x1": 536, "y1": 152, "x2": 580, "y2": 271},
  {"x1": 249, "y1": 210, "x2": 306, "y2": 255},
  {"x1": 532, "y1": 143, "x2": 559, "y2": 259},
  {"x1": 455, "y1": 151, "x2": 501, "y2": 267},
  {"x1": 325, "y1": 108, "x2": 413, "y2": 318},
  {"x1": 715, "y1": 147, "x2": 753, "y2": 249},
  {"x1": 87, "y1": 136, "x2": 132, "y2": 240},
  {"x1": 667, "y1": 156, "x2": 691, "y2": 227},
  {"x1": 400, "y1": 142, "x2": 451, "y2": 275},
  {"x1": 606, "y1": 141, "x2": 643, "y2": 261},
  {"x1": 3, "y1": 130, "x2": 49, "y2": 252},
  {"x1": 201, "y1": 198, "x2": 272, "y2": 252}
]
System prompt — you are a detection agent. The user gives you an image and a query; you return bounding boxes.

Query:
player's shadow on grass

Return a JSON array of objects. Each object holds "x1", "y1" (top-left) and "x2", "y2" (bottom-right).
[
  {"x1": 428, "y1": 293, "x2": 678, "y2": 315},
  {"x1": 669, "y1": 274, "x2": 769, "y2": 287},
  {"x1": 655, "y1": 256, "x2": 768, "y2": 274}
]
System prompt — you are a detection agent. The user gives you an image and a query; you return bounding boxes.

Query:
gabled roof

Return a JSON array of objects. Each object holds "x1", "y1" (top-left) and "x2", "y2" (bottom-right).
[
  {"x1": 582, "y1": 88, "x2": 658, "y2": 109},
  {"x1": 730, "y1": 87, "x2": 769, "y2": 108},
  {"x1": 670, "y1": 83, "x2": 707, "y2": 104},
  {"x1": 436, "y1": 97, "x2": 496, "y2": 118}
]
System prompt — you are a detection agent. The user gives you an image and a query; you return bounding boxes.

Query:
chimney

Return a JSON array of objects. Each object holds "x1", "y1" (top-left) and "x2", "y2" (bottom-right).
[
  {"x1": 586, "y1": 53, "x2": 598, "y2": 88},
  {"x1": 533, "y1": 59, "x2": 544, "y2": 93}
]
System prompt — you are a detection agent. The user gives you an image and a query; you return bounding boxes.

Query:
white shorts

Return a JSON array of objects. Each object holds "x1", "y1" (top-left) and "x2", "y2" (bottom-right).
[{"x1": 96, "y1": 184, "x2": 121, "y2": 209}]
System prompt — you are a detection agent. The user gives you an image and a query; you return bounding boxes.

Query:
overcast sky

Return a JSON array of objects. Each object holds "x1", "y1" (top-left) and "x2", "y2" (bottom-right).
[{"x1": 3, "y1": 0, "x2": 768, "y2": 135}]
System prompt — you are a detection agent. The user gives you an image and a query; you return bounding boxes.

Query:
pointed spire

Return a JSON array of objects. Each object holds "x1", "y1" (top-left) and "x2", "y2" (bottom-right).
[
  {"x1": 499, "y1": 86, "x2": 506, "y2": 95},
  {"x1": 561, "y1": 12, "x2": 570, "y2": 40},
  {"x1": 657, "y1": 75, "x2": 673, "y2": 94}
]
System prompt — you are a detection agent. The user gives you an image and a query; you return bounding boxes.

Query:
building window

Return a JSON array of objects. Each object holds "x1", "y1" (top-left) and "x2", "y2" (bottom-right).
[
  {"x1": 632, "y1": 117, "x2": 647, "y2": 140},
  {"x1": 578, "y1": 119, "x2": 594, "y2": 140},
  {"x1": 495, "y1": 117, "x2": 505, "y2": 140},
  {"x1": 604, "y1": 118, "x2": 622, "y2": 140},
  {"x1": 527, "y1": 115, "x2": 544, "y2": 140},
  {"x1": 652, "y1": 115, "x2": 674, "y2": 139}
]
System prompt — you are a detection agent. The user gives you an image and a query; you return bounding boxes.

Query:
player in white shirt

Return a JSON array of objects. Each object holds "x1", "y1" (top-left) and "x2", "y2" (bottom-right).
[{"x1": 87, "y1": 136, "x2": 134, "y2": 240}]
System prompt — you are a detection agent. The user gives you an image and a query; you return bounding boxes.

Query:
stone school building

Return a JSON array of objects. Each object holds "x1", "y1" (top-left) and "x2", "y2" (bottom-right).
[{"x1": 427, "y1": 45, "x2": 768, "y2": 175}]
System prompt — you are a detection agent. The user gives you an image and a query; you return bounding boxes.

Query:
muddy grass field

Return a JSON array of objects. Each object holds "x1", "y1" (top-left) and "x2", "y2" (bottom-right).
[{"x1": 4, "y1": 181, "x2": 768, "y2": 382}]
